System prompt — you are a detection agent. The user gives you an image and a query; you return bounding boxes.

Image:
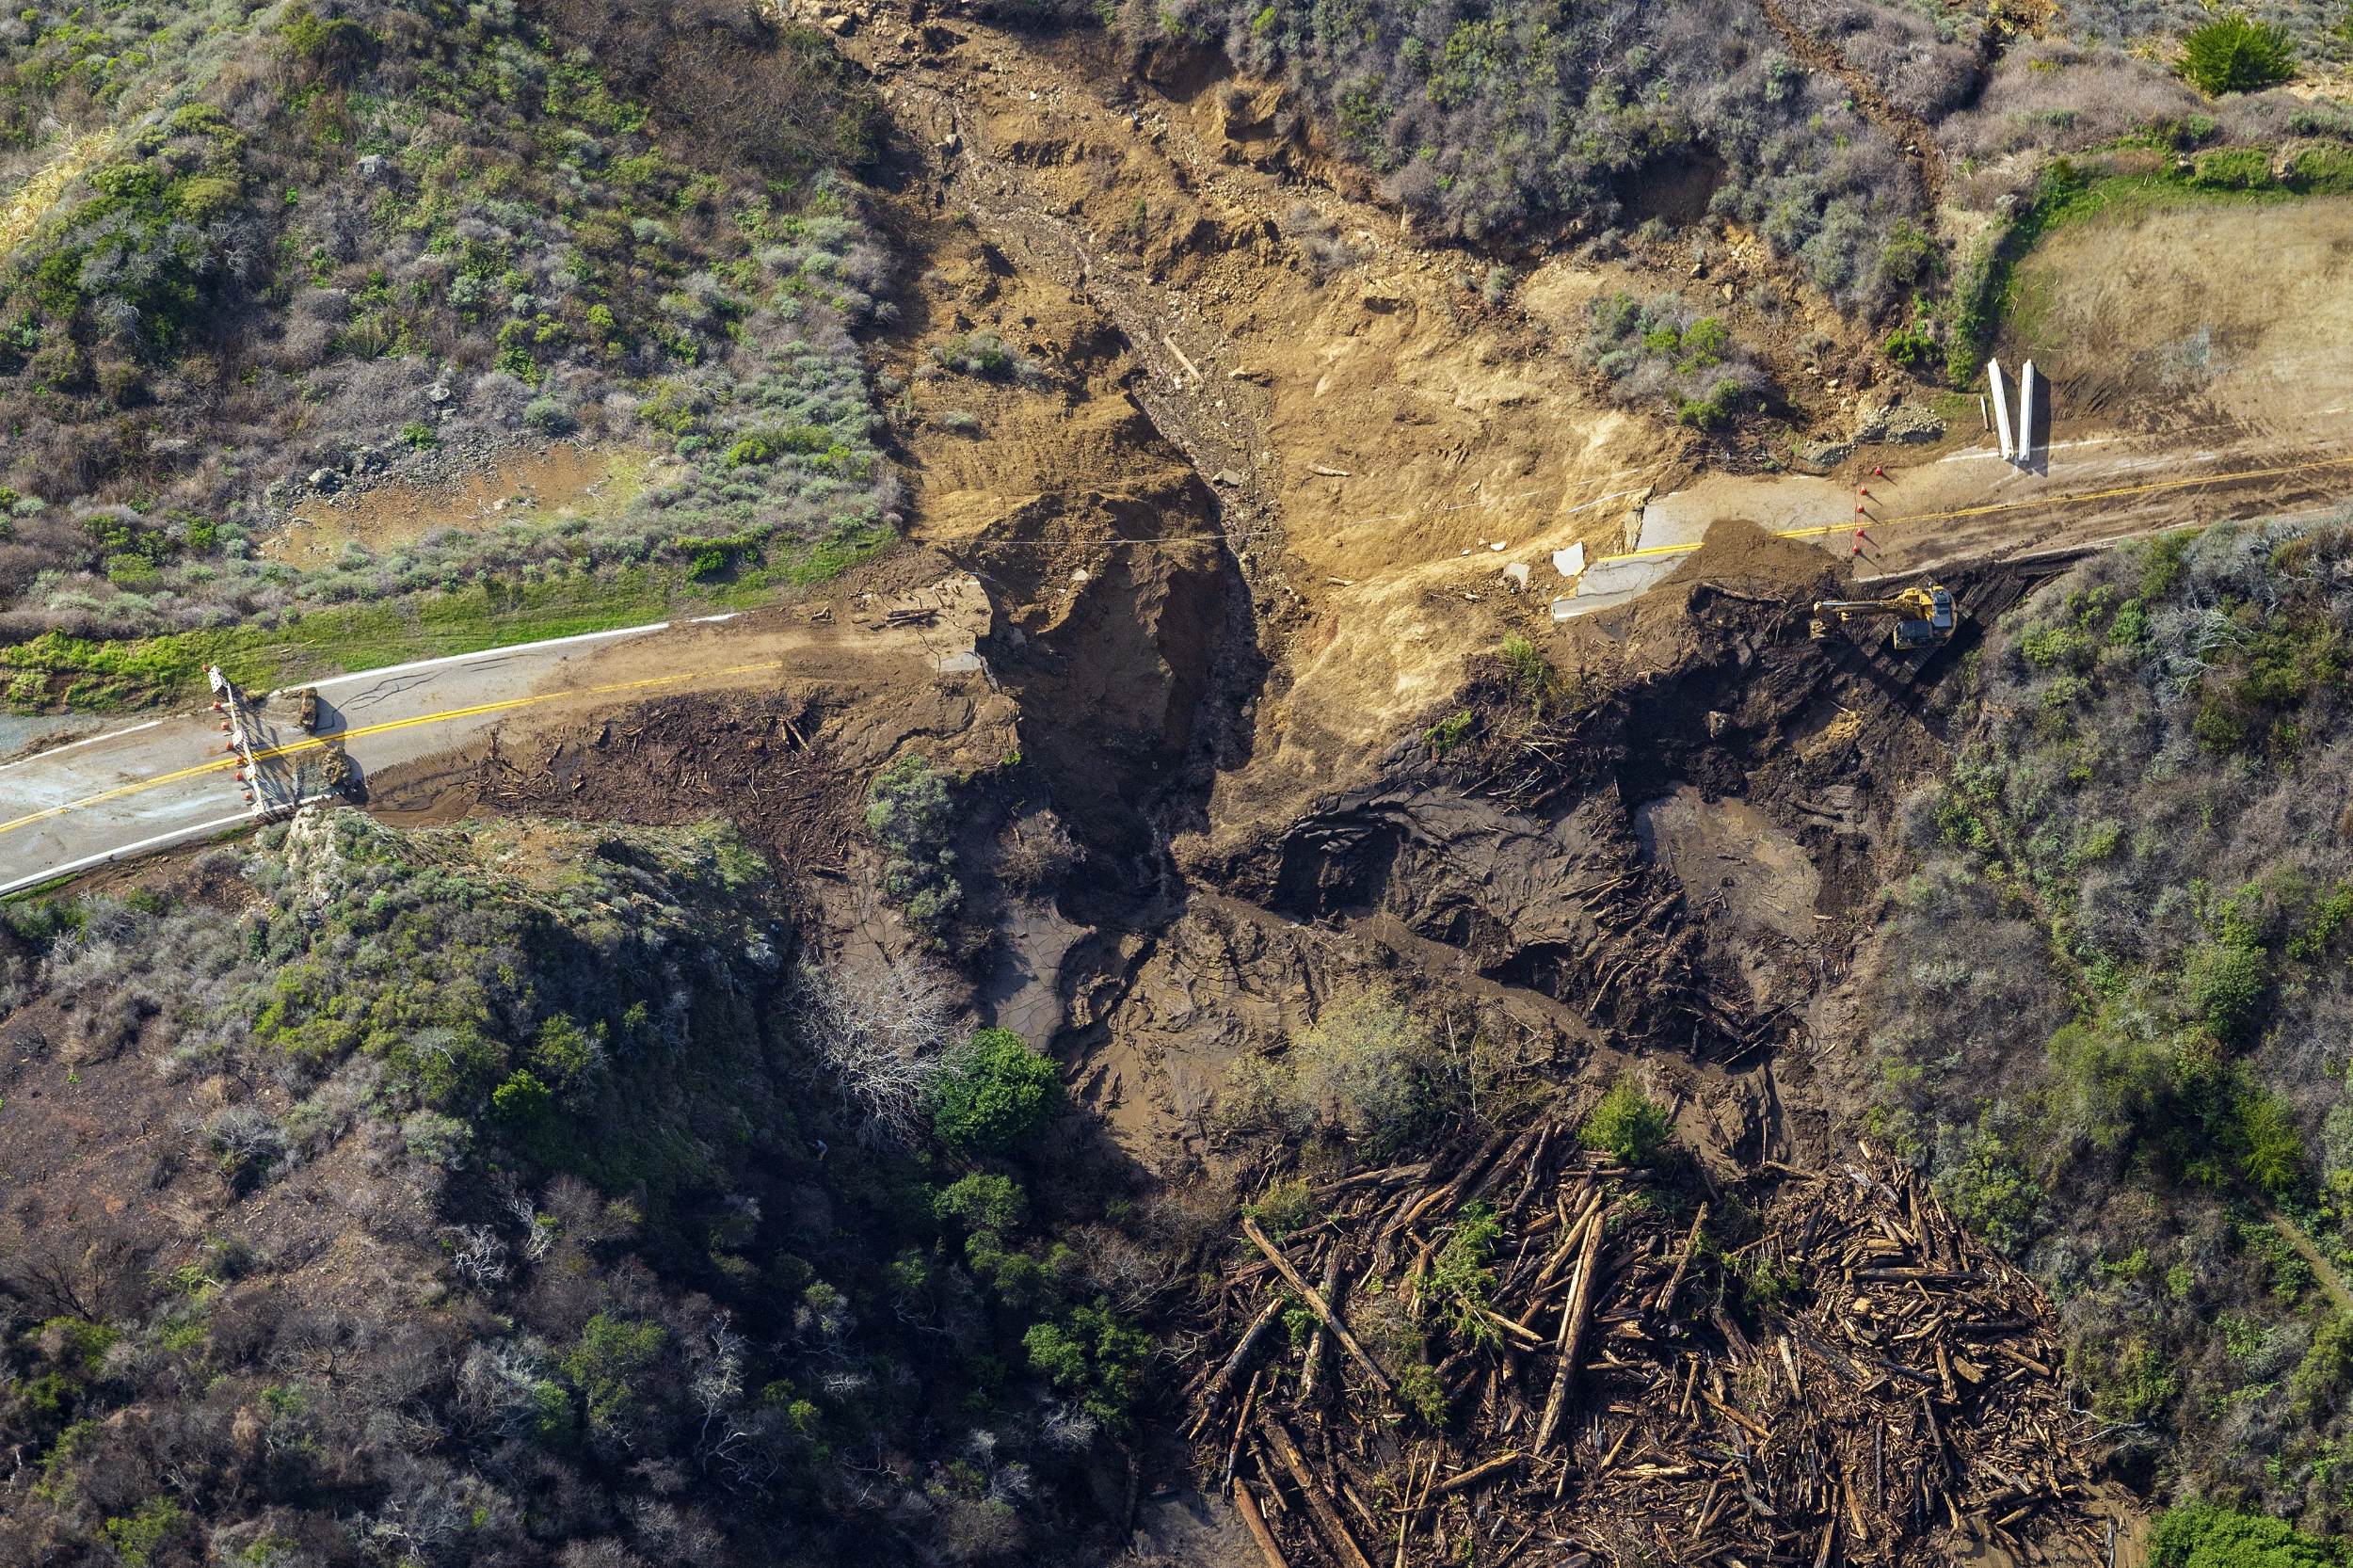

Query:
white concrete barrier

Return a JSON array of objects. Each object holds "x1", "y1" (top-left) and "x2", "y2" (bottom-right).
[
  {"x1": 2018, "y1": 360, "x2": 2041, "y2": 472},
  {"x1": 1987, "y1": 359, "x2": 2015, "y2": 460}
]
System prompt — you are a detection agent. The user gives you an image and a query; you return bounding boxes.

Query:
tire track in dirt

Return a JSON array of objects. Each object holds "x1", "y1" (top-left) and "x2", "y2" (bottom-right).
[{"x1": 1751, "y1": 0, "x2": 1947, "y2": 212}]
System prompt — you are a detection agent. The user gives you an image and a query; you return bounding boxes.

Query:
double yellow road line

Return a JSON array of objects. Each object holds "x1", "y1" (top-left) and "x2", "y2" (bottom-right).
[
  {"x1": 1591, "y1": 450, "x2": 2353, "y2": 568},
  {"x1": 0, "y1": 658, "x2": 788, "y2": 840}
]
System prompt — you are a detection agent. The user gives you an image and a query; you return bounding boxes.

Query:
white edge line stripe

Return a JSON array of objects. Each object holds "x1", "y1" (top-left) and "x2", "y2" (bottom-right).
[
  {"x1": 0, "y1": 809, "x2": 257, "y2": 899},
  {"x1": 280, "y1": 619, "x2": 673, "y2": 696},
  {"x1": 0, "y1": 718, "x2": 166, "y2": 776}
]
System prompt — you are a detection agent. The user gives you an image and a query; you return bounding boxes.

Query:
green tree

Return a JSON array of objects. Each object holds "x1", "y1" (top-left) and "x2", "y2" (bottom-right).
[
  {"x1": 2149, "y1": 1501, "x2": 2347, "y2": 1566},
  {"x1": 935, "y1": 1172, "x2": 1029, "y2": 1232},
  {"x1": 1023, "y1": 1299, "x2": 1150, "y2": 1426},
  {"x1": 561, "y1": 1313, "x2": 666, "y2": 1439},
  {"x1": 931, "y1": 1029, "x2": 1060, "y2": 1153},
  {"x1": 2179, "y1": 14, "x2": 2297, "y2": 96}
]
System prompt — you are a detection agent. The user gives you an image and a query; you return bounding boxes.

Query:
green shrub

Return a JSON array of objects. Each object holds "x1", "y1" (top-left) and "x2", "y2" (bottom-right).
[
  {"x1": 2179, "y1": 14, "x2": 2297, "y2": 97},
  {"x1": 2183, "y1": 939, "x2": 2267, "y2": 1046},
  {"x1": 1674, "y1": 377, "x2": 1745, "y2": 431},
  {"x1": 933, "y1": 331, "x2": 1019, "y2": 378},
  {"x1": 1244, "y1": 1174, "x2": 1316, "y2": 1235},
  {"x1": 1427, "y1": 1203, "x2": 1503, "y2": 1346},
  {"x1": 2287, "y1": 146, "x2": 2353, "y2": 194},
  {"x1": 866, "y1": 754, "x2": 964, "y2": 944},
  {"x1": 2019, "y1": 622, "x2": 2094, "y2": 672},
  {"x1": 2088, "y1": 1336, "x2": 2179, "y2": 1423},
  {"x1": 2186, "y1": 148, "x2": 2278, "y2": 191},
  {"x1": 283, "y1": 6, "x2": 379, "y2": 80},
  {"x1": 1425, "y1": 708, "x2": 1475, "y2": 757},
  {"x1": 2045, "y1": 1016, "x2": 2170, "y2": 1153},
  {"x1": 1580, "y1": 1080, "x2": 1672, "y2": 1166},
  {"x1": 2229, "y1": 1085, "x2": 2306, "y2": 1198},
  {"x1": 101, "y1": 1498, "x2": 182, "y2": 1568},
  {"x1": 2288, "y1": 1314, "x2": 2353, "y2": 1416},
  {"x1": 930, "y1": 1028, "x2": 1060, "y2": 1154},
  {"x1": 2149, "y1": 1501, "x2": 2346, "y2": 1567},
  {"x1": 1937, "y1": 1116, "x2": 2043, "y2": 1256},
  {"x1": 1225, "y1": 988, "x2": 1443, "y2": 1158},
  {"x1": 1395, "y1": 1359, "x2": 1448, "y2": 1425},
  {"x1": 1497, "y1": 633, "x2": 1563, "y2": 716},
  {"x1": 1883, "y1": 312, "x2": 1938, "y2": 370}
]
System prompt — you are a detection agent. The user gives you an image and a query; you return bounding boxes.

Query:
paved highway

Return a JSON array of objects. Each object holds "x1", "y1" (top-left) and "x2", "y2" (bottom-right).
[
  {"x1": 1566, "y1": 428, "x2": 2353, "y2": 615},
  {"x1": 0, "y1": 577, "x2": 990, "y2": 895}
]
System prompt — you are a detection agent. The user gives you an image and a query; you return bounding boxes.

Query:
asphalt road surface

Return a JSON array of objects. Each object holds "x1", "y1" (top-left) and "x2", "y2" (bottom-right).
[
  {"x1": 1567, "y1": 422, "x2": 2353, "y2": 615},
  {"x1": 0, "y1": 577, "x2": 990, "y2": 896}
]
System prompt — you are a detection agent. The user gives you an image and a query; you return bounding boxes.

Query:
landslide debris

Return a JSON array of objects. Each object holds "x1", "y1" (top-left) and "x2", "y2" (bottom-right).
[{"x1": 1189, "y1": 1136, "x2": 2115, "y2": 1568}]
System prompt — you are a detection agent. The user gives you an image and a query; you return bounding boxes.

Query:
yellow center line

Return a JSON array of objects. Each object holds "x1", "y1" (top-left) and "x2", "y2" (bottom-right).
[
  {"x1": 0, "y1": 659, "x2": 787, "y2": 840},
  {"x1": 1593, "y1": 451, "x2": 2353, "y2": 567}
]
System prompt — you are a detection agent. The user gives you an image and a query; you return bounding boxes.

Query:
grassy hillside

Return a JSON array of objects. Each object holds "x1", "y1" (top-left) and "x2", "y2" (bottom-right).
[
  {"x1": 0, "y1": 0, "x2": 896, "y2": 705},
  {"x1": 1119, "y1": 0, "x2": 2352, "y2": 344},
  {"x1": 0, "y1": 814, "x2": 1168, "y2": 1566},
  {"x1": 1867, "y1": 515, "x2": 2353, "y2": 1528}
]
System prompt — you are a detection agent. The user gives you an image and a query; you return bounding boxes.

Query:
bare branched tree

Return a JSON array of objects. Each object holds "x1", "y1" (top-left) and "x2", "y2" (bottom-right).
[
  {"x1": 440, "y1": 1225, "x2": 510, "y2": 1289},
  {"x1": 793, "y1": 953, "x2": 956, "y2": 1144}
]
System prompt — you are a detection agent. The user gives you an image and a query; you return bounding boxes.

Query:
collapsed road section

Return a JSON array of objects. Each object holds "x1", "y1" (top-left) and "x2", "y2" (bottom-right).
[{"x1": 0, "y1": 578, "x2": 990, "y2": 896}]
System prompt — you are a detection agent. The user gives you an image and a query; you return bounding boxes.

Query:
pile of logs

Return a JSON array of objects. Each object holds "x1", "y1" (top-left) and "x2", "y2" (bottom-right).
[{"x1": 1182, "y1": 1122, "x2": 2111, "y2": 1567}]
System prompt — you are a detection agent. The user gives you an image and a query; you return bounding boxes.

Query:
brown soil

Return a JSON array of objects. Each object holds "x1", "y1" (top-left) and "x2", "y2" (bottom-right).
[
  {"x1": 2005, "y1": 193, "x2": 2353, "y2": 440},
  {"x1": 825, "y1": 1, "x2": 1915, "y2": 848},
  {"x1": 264, "y1": 442, "x2": 644, "y2": 563}
]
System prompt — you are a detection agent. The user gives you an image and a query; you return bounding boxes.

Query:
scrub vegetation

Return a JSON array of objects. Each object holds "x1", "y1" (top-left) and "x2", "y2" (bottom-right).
[
  {"x1": 1866, "y1": 515, "x2": 2353, "y2": 1528},
  {"x1": 0, "y1": 0, "x2": 896, "y2": 704},
  {"x1": 1096, "y1": 0, "x2": 2353, "y2": 374},
  {"x1": 0, "y1": 813, "x2": 1162, "y2": 1566}
]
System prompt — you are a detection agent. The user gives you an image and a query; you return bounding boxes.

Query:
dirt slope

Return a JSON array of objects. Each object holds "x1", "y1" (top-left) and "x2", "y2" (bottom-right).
[{"x1": 813, "y1": 3, "x2": 1722, "y2": 835}]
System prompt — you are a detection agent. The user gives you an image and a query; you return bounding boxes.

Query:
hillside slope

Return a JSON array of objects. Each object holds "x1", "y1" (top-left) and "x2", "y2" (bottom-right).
[{"x1": 0, "y1": 0, "x2": 892, "y2": 702}]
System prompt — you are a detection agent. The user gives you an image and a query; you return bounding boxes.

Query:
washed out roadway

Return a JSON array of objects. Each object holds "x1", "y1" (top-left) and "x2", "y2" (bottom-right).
[
  {"x1": 1567, "y1": 426, "x2": 2353, "y2": 615},
  {"x1": 0, "y1": 589, "x2": 984, "y2": 896}
]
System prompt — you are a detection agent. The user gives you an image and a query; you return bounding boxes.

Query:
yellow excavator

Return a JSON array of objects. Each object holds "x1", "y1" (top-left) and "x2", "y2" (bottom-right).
[{"x1": 1809, "y1": 582, "x2": 1958, "y2": 650}]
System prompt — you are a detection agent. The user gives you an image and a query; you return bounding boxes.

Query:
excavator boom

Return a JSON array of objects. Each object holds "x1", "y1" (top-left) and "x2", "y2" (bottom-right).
[{"x1": 1808, "y1": 582, "x2": 1959, "y2": 650}]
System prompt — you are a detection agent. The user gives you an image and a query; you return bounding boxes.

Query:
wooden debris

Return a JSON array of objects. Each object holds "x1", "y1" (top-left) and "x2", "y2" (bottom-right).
[
  {"x1": 1232, "y1": 1478, "x2": 1291, "y2": 1568},
  {"x1": 1192, "y1": 1138, "x2": 2105, "y2": 1568},
  {"x1": 1241, "y1": 1214, "x2": 1393, "y2": 1396}
]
